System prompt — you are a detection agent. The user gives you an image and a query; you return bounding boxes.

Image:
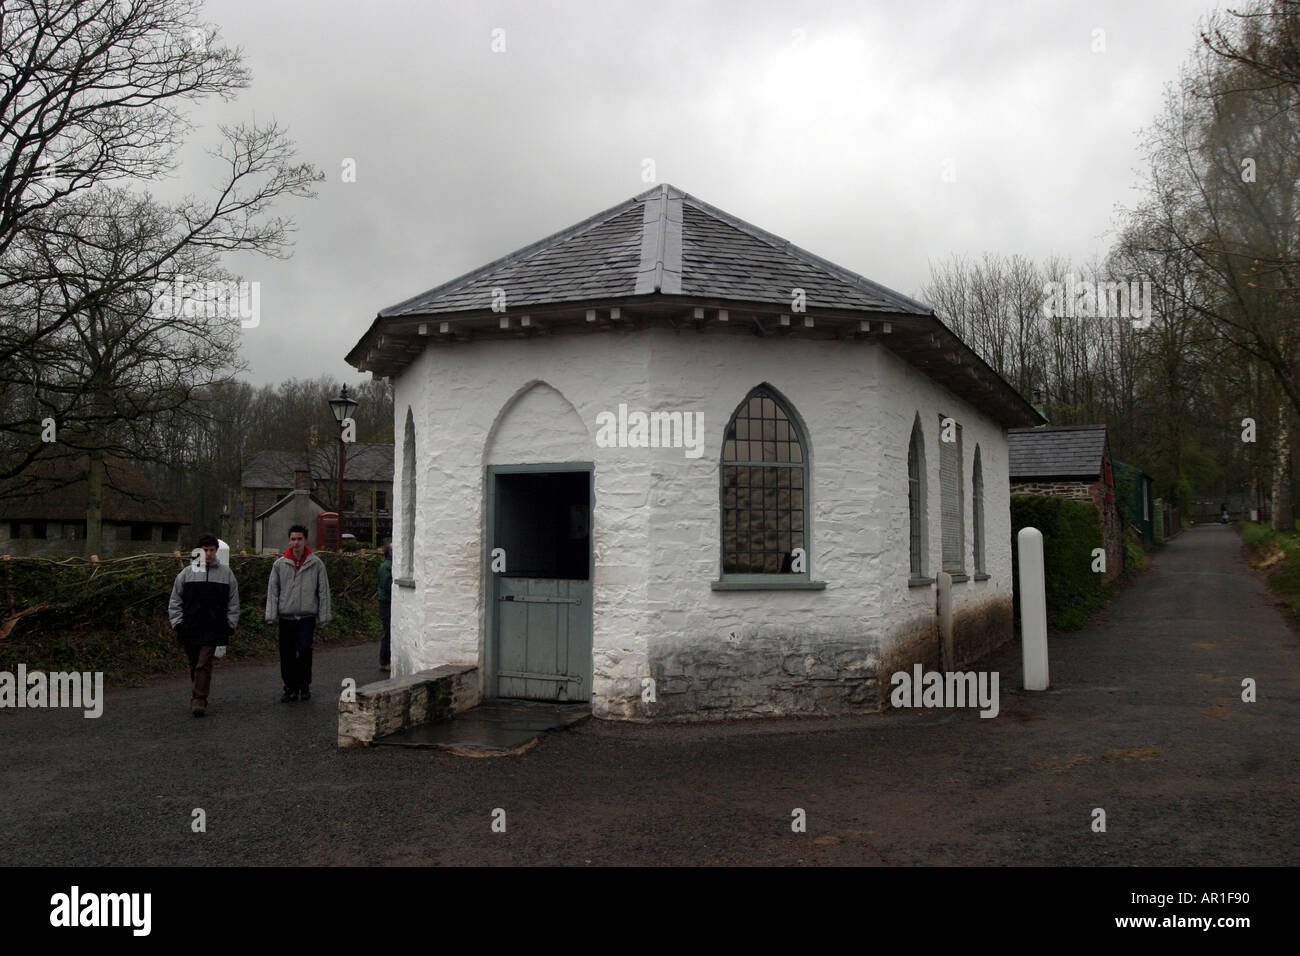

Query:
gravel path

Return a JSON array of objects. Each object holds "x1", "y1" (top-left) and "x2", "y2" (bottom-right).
[{"x1": 2, "y1": 524, "x2": 1295, "y2": 865}]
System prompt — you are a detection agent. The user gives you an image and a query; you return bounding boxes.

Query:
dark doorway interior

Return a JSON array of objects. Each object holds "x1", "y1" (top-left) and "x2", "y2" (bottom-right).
[{"x1": 493, "y1": 472, "x2": 590, "y2": 580}]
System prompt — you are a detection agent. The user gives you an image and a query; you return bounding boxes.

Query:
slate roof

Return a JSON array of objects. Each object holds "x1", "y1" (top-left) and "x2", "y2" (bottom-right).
[
  {"x1": 0, "y1": 455, "x2": 189, "y2": 524},
  {"x1": 242, "y1": 445, "x2": 395, "y2": 489},
  {"x1": 255, "y1": 489, "x2": 329, "y2": 522},
  {"x1": 1007, "y1": 425, "x2": 1109, "y2": 480},
  {"x1": 348, "y1": 184, "x2": 1044, "y2": 428},
  {"x1": 378, "y1": 185, "x2": 931, "y2": 318}
]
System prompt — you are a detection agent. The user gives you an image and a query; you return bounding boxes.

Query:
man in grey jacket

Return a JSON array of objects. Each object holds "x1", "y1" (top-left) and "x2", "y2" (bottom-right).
[
  {"x1": 169, "y1": 533, "x2": 240, "y2": 716},
  {"x1": 266, "y1": 524, "x2": 332, "y2": 702}
]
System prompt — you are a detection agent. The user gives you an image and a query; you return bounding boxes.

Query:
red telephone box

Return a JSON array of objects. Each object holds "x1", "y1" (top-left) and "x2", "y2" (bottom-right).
[{"x1": 317, "y1": 512, "x2": 340, "y2": 551}]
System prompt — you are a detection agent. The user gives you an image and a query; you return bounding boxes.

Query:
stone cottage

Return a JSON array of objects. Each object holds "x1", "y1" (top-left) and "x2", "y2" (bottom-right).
[
  {"x1": 1008, "y1": 424, "x2": 1123, "y2": 583},
  {"x1": 345, "y1": 184, "x2": 1043, "y2": 721}
]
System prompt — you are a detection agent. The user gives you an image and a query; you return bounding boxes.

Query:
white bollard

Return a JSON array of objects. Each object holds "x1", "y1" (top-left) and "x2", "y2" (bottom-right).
[
  {"x1": 1018, "y1": 527, "x2": 1049, "y2": 691},
  {"x1": 215, "y1": 538, "x2": 232, "y2": 658}
]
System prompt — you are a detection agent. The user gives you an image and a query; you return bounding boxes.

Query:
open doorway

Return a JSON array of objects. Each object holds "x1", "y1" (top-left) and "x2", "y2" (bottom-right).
[{"x1": 486, "y1": 466, "x2": 593, "y2": 702}]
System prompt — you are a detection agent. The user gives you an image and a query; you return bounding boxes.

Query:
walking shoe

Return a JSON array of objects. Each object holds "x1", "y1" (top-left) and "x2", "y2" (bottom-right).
[
  {"x1": 300, "y1": 688, "x2": 311, "y2": 701},
  {"x1": 191, "y1": 698, "x2": 206, "y2": 717},
  {"x1": 280, "y1": 689, "x2": 298, "y2": 703}
]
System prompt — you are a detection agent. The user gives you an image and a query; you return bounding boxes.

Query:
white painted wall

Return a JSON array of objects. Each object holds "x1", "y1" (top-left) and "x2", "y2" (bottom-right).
[{"x1": 389, "y1": 326, "x2": 1015, "y2": 720}]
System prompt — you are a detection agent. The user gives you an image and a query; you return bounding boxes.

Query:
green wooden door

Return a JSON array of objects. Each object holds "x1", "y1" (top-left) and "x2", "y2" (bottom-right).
[
  {"x1": 489, "y1": 468, "x2": 593, "y2": 702},
  {"x1": 495, "y1": 577, "x2": 591, "y2": 700}
]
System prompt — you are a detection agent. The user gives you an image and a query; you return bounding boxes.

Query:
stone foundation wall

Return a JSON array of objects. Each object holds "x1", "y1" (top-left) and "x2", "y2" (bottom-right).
[
  {"x1": 951, "y1": 594, "x2": 1014, "y2": 668},
  {"x1": 643, "y1": 627, "x2": 878, "y2": 721},
  {"x1": 877, "y1": 612, "x2": 942, "y2": 709}
]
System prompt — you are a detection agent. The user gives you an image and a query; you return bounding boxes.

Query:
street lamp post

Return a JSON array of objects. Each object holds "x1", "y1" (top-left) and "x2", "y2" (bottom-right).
[{"x1": 328, "y1": 385, "x2": 359, "y2": 546}]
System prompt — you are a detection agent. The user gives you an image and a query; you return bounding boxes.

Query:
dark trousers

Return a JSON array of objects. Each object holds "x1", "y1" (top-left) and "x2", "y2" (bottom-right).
[
  {"x1": 278, "y1": 617, "x2": 316, "y2": 692},
  {"x1": 186, "y1": 644, "x2": 216, "y2": 701},
  {"x1": 379, "y1": 601, "x2": 391, "y2": 666}
]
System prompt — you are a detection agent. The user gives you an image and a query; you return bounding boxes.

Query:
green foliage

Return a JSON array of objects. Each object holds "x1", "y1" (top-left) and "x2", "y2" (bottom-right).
[
  {"x1": 1011, "y1": 495, "x2": 1114, "y2": 630},
  {"x1": 1239, "y1": 520, "x2": 1273, "y2": 546},
  {"x1": 1239, "y1": 521, "x2": 1300, "y2": 622},
  {"x1": 0, "y1": 551, "x2": 384, "y2": 685},
  {"x1": 1124, "y1": 526, "x2": 1149, "y2": 570}
]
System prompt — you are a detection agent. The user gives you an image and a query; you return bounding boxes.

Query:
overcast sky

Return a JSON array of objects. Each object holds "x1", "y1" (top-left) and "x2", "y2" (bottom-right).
[{"x1": 175, "y1": 0, "x2": 1222, "y2": 387}]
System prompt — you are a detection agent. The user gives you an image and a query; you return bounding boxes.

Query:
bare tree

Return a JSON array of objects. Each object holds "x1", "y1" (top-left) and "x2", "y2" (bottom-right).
[{"x1": 0, "y1": 0, "x2": 321, "y2": 550}]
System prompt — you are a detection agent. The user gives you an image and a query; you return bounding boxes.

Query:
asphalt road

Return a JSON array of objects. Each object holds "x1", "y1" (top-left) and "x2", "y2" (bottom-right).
[{"x1": 1, "y1": 524, "x2": 1295, "y2": 865}]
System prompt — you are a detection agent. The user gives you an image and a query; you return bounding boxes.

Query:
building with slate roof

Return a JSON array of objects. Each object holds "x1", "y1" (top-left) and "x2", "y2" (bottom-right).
[
  {"x1": 346, "y1": 184, "x2": 1044, "y2": 721},
  {"x1": 0, "y1": 455, "x2": 189, "y2": 557},
  {"x1": 236, "y1": 444, "x2": 394, "y2": 549},
  {"x1": 1008, "y1": 424, "x2": 1123, "y2": 582}
]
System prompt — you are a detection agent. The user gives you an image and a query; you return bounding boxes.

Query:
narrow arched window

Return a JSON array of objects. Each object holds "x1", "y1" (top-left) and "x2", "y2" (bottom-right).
[
  {"x1": 972, "y1": 445, "x2": 985, "y2": 576},
  {"x1": 401, "y1": 407, "x2": 416, "y2": 578},
  {"x1": 908, "y1": 416, "x2": 927, "y2": 578},
  {"x1": 721, "y1": 386, "x2": 808, "y2": 579}
]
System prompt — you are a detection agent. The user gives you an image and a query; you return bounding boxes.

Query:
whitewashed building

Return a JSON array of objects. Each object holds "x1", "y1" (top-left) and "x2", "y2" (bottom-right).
[{"x1": 346, "y1": 185, "x2": 1042, "y2": 721}]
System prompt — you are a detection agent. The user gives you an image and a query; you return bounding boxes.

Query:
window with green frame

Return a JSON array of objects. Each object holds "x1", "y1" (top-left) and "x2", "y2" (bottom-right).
[{"x1": 720, "y1": 386, "x2": 809, "y2": 579}]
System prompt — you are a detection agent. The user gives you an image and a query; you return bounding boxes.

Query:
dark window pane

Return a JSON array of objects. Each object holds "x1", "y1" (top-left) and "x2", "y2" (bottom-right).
[{"x1": 720, "y1": 387, "x2": 810, "y2": 576}]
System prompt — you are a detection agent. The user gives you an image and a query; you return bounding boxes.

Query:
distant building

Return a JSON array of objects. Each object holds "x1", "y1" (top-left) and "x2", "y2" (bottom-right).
[
  {"x1": 1008, "y1": 424, "x2": 1123, "y2": 581},
  {"x1": 1112, "y1": 460, "x2": 1156, "y2": 547},
  {"x1": 0, "y1": 456, "x2": 189, "y2": 557},
  {"x1": 254, "y1": 488, "x2": 329, "y2": 553},
  {"x1": 235, "y1": 444, "x2": 394, "y2": 549}
]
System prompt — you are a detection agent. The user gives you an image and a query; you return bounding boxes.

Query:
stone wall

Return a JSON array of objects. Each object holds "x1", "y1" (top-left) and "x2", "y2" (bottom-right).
[
  {"x1": 1010, "y1": 480, "x2": 1093, "y2": 499},
  {"x1": 390, "y1": 325, "x2": 1017, "y2": 721},
  {"x1": 338, "y1": 664, "x2": 480, "y2": 746}
]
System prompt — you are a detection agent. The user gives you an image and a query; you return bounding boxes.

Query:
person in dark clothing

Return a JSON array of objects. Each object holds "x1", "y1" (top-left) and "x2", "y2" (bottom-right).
[
  {"x1": 266, "y1": 524, "x2": 332, "y2": 702},
  {"x1": 168, "y1": 533, "x2": 240, "y2": 717},
  {"x1": 377, "y1": 541, "x2": 392, "y2": 672}
]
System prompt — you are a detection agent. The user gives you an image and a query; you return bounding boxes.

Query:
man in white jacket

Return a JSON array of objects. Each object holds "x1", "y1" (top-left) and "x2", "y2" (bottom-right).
[{"x1": 265, "y1": 524, "x2": 332, "y2": 703}]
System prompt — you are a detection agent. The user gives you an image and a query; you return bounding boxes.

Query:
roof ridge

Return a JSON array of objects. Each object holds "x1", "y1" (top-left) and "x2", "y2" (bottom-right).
[
  {"x1": 379, "y1": 190, "x2": 650, "y2": 318},
  {"x1": 674, "y1": 188, "x2": 932, "y2": 315},
  {"x1": 634, "y1": 183, "x2": 683, "y2": 294}
]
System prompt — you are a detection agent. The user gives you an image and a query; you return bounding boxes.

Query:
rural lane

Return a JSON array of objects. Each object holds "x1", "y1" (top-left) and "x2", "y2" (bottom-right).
[{"x1": 1, "y1": 524, "x2": 1295, "y2": 865}]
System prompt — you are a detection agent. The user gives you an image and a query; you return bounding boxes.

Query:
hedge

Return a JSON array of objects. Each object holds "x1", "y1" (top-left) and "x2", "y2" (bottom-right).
[
  {"x1": 1010, "y1": 495, "x2": 1113, "y2": 630},
  {"x1": 0, "y1": 551, "x2": 384, "y2": 684}
]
